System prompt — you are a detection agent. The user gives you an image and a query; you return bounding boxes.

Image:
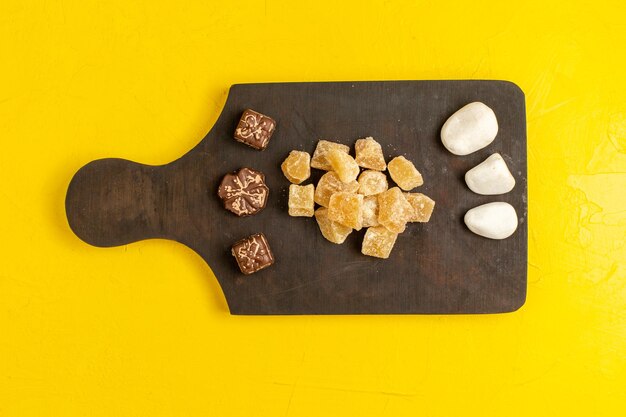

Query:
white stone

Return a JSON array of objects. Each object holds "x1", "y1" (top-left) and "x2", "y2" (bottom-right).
[
  {"x1": 465, "y1": 153, "x2": 515, "y2": 195},
  {"x1": 464, "y1": 202, "x2": 518, "y2": 240},
  {"x1": 441, "y1": 102, "x2": 498, "y2": 155}
]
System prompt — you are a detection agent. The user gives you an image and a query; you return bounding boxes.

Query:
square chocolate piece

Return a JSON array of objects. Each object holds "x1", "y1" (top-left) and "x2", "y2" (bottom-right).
[
  {"x1": 233, "y1": 109, "x2": 276, "y2": 150},
  {"x1": 231, "y1": 233, "x2": 275, "y2": 275}
]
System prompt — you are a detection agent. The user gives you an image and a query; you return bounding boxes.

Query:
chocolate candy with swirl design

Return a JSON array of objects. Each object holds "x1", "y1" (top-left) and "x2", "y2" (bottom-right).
[
  {"x1": 231, "y1": 233, "x2": 275, "y2": 275},
  {"x1": 218, "y1": 167, "x2": 269, "y2": 217},
  {"x1": 233, "y1": 109, "x2": 276, "y2": 150}
]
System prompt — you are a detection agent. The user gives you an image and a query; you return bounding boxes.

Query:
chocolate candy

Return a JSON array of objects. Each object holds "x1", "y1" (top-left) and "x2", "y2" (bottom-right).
[
  {"x1": 231, "y1": 233, "x2": 275, "y2": 275},
  {"x1": 234, "y1": 109, "x2": 276, "y2": 150},
  {"x1": 218, "y1": 167, "x2": 269, "y2": 216}
]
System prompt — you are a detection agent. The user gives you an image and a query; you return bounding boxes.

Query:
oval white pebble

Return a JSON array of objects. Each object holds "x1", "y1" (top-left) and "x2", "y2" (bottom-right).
[
  {"x1": 464, "y1": 202, "x2": 518, "y2": 240},
  {"x1": 441, "y1": 102, "x2": 498, "y2": 155},
  {"x1": 465, "y1": 153, "x2": 516, "y2": 195}
]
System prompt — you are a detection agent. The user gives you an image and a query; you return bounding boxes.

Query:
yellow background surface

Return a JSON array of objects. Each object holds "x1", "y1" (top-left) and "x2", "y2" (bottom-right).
[{"x1": 1, "y1": 1, "x2": 625, "y2": 416}]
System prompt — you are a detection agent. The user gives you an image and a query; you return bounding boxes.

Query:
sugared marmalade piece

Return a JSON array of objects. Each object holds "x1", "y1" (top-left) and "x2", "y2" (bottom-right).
[
  {"x1": 328, "y1": 192, "x2": 363, "y2": 230},
  {"x1": 314, "y1": 171, "x2": 359, "y2": 207},
  {"x1": 404, "y1": 193, "x2": 436, "y2": 222},
  {"x1": 314, "y1": 207, "x2": 353, "y2": 244},
  {"x1": 288, "y1": 184, "x2": 315, "y2": 217},
  {"x1": 310, "y1": 140, "x2": 350, "y2": 171},
  {"x1": 361, "y1": 196, "x2": 380, "y2": 228},
  {"x1": 281, "y1": 150, "x2": 311, "y2": 184},
  {"x1": 377, "y1": 187, "x2": 413, "y2": 233},
  {"x1": 327, "y1": 148, "x2": 360, "y2": 183},
  {"x1": 388, "y1": 156, "x2": 424, "y2": 191},
  {"x1": 357, "y1": 170, "x2": 388, "y2": 196},
  {"x1": 361, "y1": 226, "x2": 398, "y2": 259},
  {"x1": 355, "y1": 137, "x2": 387, "y2": 171}
]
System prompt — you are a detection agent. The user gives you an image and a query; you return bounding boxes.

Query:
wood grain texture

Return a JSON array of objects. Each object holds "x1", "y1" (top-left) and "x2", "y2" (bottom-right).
[{"x1": 65, "y1": 80, "x2": 527, "y2": 315}]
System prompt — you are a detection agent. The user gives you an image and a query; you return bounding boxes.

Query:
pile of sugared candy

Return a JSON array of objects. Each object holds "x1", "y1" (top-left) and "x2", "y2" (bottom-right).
[{"x1": 282, "y1": 137, "x2": 435, "y2": 259}]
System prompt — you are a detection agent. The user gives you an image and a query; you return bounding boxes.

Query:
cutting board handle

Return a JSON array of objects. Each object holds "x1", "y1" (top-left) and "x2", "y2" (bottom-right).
[{"x1": 66, "y1": 158, "x2": 170, "y2": 247}]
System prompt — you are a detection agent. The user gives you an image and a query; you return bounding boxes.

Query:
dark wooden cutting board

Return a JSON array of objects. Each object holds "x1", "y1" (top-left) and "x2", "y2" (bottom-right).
[{"x1": 65, "y1": 80, "x2": 527, "y2": 315}]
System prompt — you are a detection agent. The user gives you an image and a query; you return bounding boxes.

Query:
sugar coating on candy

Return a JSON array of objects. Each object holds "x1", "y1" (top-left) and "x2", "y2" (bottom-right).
[
  {"x1": 404, "y1": 193, "x2": 436, "y2": 222},
  {"x1": 231, "y1": 233, "x2": 275, "y2": 275},
  {"x1": 388, "y1": 156, "x2": 424, "y2": 191},
  {"x1": 327, "y1": 149, "x2": 360, "y2": 183},
  {"x1": 464, "y1": 153, "x2": 515, "y2": 195},
  {"x1": 355, "y1": 137, "x2": 386, "y2": 171},
  {"x1": 358, "y1": 170, "x2": 388, "y2": 196},
  {"x1": 464, "y1": 202, "x2": 518, "y2": 240},
  {"x1": 310, "y1": 140, "x2": 350, "y2": 170},
  {"x1": 377, "y1": 187, "x2": 413, "y2": 233},
  {"x1": 281, "y1": 137, "x2": 432, "y2": 261},
  {"x1": 314, "y1": 171, "x2": 359, "y2": 207},
  {"x1": 288, "y1": 184, "x2": 315, "y2": 217},
  {"x1": 441, "y1": 102, "x2": 498, "y2": 156},
  {"x1": 281, "y1": 150, "x2": 311, "y2": 184},
  {"x1": 362, "y1": 196, "x2": 380, "y2": 228},
  {"x1": 328, "y1": 192, "x2": 363, "y2": 230},
  {"x1": 361, "y1": 226, "x2": 398, "y2": 259},
  {"x1": 315, "y1": 207, "x2": 352, "y2": 244}
]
